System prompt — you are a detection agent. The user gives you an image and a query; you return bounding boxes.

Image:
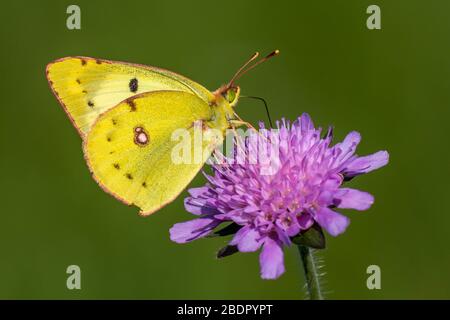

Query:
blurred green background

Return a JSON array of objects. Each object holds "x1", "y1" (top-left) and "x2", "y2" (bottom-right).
[{"x1": 0, "y1": 0, "x2": 449, "y2": 299}]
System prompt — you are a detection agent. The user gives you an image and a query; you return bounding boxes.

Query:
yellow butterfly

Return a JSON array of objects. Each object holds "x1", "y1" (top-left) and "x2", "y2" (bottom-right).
[{"x1": 46, "y1": 51, "x2": 278, "y2": 216}]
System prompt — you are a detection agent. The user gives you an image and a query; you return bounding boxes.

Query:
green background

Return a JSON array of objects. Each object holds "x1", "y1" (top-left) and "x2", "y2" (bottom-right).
[{"x1": 1, "y1": 0, "x2": 449, "y2": 299}]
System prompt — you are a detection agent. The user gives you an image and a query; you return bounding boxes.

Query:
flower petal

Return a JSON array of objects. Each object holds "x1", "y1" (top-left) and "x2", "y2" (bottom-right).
[
  {"x1": 184, "y1": 198, "x2": 219, "y2": 216},
  {"x1": 285, "y1": 219, "x2": 301, "y2": 237},
  {"x1": 299, "y1": 113, "x2": 314, "y2": 133},
  {"x1": 314, "y1": 207, "x2": 350, "y2": 236},
  {"x1": 343, "y1": 151, "x2": 389, "y2": 177},
  {"x1": 259, "y1": 238, "x2": 285, "y2": 280},
  {"x1": 187, "y1": 186, "x2": 209, "y2": 197},
  {"x1": 298, "y1": 212, "x2": 314, "y2": 230},
  {"x1": 339, "y1": 131, "x2": 361, "y2": 156},
  {"x1": 169, "y1": 218, "x2": 220, "y2": 243},
  {"x1": 230, "y1": 226, "x2": 262, "y2": 252},
  {"x1": 317, "y1": 190, "x2": 334, "y2": 206},
  {"x1": 334, "y1": 188, "x2": 374, "y2": 210},
  {"x1": 322, "y1": 173, "x2": 343, "y2": 190}
]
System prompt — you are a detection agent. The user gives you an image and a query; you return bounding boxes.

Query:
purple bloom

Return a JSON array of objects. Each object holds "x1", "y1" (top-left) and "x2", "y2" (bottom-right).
[{"x1": 170, "y1": 114, "x2": 389, "y2": 279}]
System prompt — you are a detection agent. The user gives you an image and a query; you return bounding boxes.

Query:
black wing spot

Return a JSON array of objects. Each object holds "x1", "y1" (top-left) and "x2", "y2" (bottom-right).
[
  {"x1": 112, "y1": 119, "x2": 117, "y2": 125},
  {"x1": 82, "y1": 90, "x2": 88, "y2": 94},
  {"x1": 107, "y1": 137, "x2": 112, "y2": 142},
  {"x1": 127, "y1": 99, "x2": 137, "y2": 112},
  {"x1": 142, "y1": 182, "x2": 147, "y2": 188},
  {"x1": 76, "y1": 79, "x2": 81, "y2": 84},
  {"x1": 88, "y1": 100, "x2": 94, "y2": 108},
  {"x1": 113, "y1": 163, "x2": 120, "y2": 170},
  {"x1": 125, "y1": 173, "x2": 133, "y2": 180},
  {"x1": 129, "y1": 78, "x2": 138, "y2": 93},
  {"x1": 81, "y1": 59, "x2": 87, "y2": 66}
]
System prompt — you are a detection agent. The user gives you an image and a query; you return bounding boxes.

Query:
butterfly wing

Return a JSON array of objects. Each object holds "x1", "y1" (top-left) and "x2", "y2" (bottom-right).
[
  {"x1": 46, "y1": 56, "x2": 213, "y2": 137},
  {"x1": 84, "y1": 91, "x2": 222, "y2": 216}
]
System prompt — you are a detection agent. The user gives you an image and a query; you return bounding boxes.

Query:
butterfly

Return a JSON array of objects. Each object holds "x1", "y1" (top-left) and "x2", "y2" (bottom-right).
[{"x1": 46, "y1": 51, "x2": 278, "y2": 216}]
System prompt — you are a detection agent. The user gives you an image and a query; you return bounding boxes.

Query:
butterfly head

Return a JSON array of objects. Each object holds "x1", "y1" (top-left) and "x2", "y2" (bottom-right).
[
  {"x1": 211, "y1": 50, "x2": 279, "y2": 130},
  {"x1": 210, "y1": 85, "x2": 240, "y2": 129},
  {"x1": 217, "y1": 50, "x2": 279, "y2": 109}
]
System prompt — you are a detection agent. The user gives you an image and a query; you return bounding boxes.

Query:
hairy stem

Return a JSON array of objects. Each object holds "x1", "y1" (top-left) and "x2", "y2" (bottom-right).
[{"x1": 297, "y1": 245, "x2": 324, "y2": 300}]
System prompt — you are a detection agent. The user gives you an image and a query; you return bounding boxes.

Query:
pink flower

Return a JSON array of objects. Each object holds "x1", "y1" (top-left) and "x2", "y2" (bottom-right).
[{"x1": 170, "y1": 114, "x2": 389, "y2": 279}]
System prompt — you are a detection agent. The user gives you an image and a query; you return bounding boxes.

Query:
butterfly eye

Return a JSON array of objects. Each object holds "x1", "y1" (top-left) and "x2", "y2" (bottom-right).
[
  {"x1": 223, "y1": 87, "x2": 239, "y2": 105},
  {"x1": 227, "y1": 90, "x2": 236, "y2": 102},
  {"x1": 134, "y1": 126, "x2": 150, "y2": 147}
]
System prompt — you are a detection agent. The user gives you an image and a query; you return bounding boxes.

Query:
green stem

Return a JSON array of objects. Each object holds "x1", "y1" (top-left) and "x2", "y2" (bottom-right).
[{"x1": 297, "y1": 245, "x2": 324, "y2": 300}]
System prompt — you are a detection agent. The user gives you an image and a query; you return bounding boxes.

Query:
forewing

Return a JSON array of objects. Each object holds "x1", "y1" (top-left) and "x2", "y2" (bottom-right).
[{"x1": 46, "y1": 56, "x2": 213, "y2": 137}]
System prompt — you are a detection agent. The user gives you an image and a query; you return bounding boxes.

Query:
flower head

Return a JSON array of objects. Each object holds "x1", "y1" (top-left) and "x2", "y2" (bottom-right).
[{"x1": 170, "y1": 114, "x2": 389, "y2": 279}]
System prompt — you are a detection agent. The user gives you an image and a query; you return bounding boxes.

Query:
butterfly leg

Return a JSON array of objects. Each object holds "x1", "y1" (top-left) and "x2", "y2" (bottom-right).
[{"x1": 230, "y1": 119, "x2": 269, "y2": 143}]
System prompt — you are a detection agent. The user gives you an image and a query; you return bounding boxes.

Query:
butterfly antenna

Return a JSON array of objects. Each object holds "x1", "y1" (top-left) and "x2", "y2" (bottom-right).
[
  {"x1": 227, "y1": 50, "x2": 280, "y2": 88},
  {"x1": 240, "y1": 95, "x2": 273, "y2": 128},
  {"x1": 228, "y1": 52, "x2": 260, "y2": 88}
]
